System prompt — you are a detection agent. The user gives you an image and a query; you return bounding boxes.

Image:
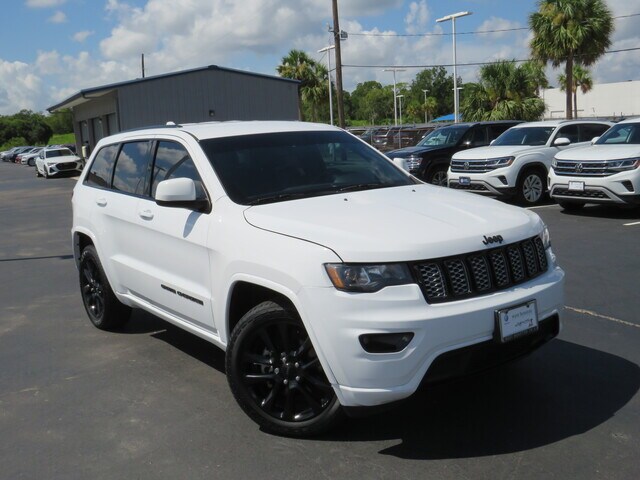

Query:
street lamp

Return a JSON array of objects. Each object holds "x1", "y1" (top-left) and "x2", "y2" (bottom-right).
[
  {"x1": 383, "y1": 68, "x2": 406, "y2": 126},
  {"x1": 422, "y1": 89, "x2": 429, "y2": 123},
  {"x1": 318, "y1": 45, "x2": 336, "y2": 125},
  {"x1": 436, "y1": 11, "x2": 472, "y2": 123},
  {"x1": 397, "y1": 94, "x2": 404, "y2": 125}
]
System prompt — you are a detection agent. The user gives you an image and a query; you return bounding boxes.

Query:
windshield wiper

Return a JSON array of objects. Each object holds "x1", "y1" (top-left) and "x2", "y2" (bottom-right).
[
  {"x1": 247, "y1": 192, "x2": 312, "y2": 205},
  {"x1": 337, "y1": 183, "x2": 384, "y2": 193}
]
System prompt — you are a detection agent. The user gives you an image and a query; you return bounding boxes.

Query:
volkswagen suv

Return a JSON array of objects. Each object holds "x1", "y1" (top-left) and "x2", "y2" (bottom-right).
[{"x1": 72, "y1": 121, "x2": 564, "y2": 436}]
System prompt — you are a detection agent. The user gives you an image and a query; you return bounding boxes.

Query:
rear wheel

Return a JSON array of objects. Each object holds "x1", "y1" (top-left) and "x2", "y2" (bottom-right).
[
  {"x1": 226, "y1": 301, "x2": 342, "y2": 436},
  {"x1": 516, "y1": 168, "x2": 546, "y2": 205},
  {"x1": 558, "y1": 200, "x2": 585, "y2": 212},
  {"x1": 35, "y1": 167, "x2": 42, "y2": 177},
  {"x1": 79, "y1": 246, "x2": 131, "y2": 330}
]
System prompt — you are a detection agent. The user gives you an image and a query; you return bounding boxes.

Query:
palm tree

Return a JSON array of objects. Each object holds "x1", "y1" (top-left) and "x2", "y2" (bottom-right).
[
  {"x1": 558, "y1": 65, "x2": 593, "y2": 118},
  {"x1": 529, "y1": 0, "x2": 613, "y2": 119},
  {"x1": 461, "y1": 61, "x2": 546, "y2": 121},
  {"x1": 423, "y1": 97, "x2": 438, "y2": 123},
  {"x1": 277, "y1": 49, "x2": 325, "y2": 121}
]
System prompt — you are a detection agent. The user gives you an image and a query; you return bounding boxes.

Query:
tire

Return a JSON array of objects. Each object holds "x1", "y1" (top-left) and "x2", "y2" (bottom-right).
[
  {"x1": 558, "y1": 200, "x2": 585, "y2": 212},
  {"x1": 427, "y1": 165, "x2": 448, "y2": 187},
  {"x1": 43, "y1": 167, "x2": 49, "y2": 179},
  {"x1": 226, "y1": 301, "x2": 343, "y2": 437},
  {"x1": 35, "y1": 167, "x2": 42, "y2": 178},
  {"x1": 79, "y1": 245, "x2": 131, "y2": 330},
  {"x1": 516, "y1": 168, "x2": 546, "y2": 205}
]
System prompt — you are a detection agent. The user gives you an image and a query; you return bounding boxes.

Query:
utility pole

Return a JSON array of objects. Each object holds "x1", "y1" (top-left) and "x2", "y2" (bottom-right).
[
  {"x1": 141, "y1": 53, "x2": 145, "y2": 78},
  {"x1": 331, "y1": 0, "x2": 345, "y2": 128}
]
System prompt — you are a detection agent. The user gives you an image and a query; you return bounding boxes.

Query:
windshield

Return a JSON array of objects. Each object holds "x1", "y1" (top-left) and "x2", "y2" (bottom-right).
[
  {"x1": 46, "y1": 148, "x2": 73, "y2": 158},
  {"x1": 417, "y1": 125, "x2": 469, "y2": 147},
  {"x1": 596, "y1": 123, "x2": 640, "y2": 144},
  {"x1": 493, "y1": 127, "x2": 555, "y2": 146},
  {"x1": 200, "y1": 130, "x2": 415, "y2": 205}
]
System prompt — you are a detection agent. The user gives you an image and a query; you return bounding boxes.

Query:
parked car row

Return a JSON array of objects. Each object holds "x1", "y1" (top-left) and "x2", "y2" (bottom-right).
[
  {"x1": 0, "y1": 144, "x2": 83, "y2": 178},
  {"x1": 385, "y1": 118, "x2": 639, "y2": 209},
  {"x1": 348, "y1": 125, "x2": 438, "y2": 153}
]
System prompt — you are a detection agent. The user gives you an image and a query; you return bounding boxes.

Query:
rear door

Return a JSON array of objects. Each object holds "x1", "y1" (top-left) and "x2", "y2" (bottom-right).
[{"x1": 132, "y1": 139, "x2": 215, "y2": 332}]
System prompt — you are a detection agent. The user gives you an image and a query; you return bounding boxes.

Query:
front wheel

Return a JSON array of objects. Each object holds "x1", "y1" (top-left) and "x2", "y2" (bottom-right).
[
  {"x1": 516, "y1": 169, "x2": 546, "y2": 205},
  {"x1": 428, "y1": 166, "x2": 448, "y2": 187},
  {"x1": 79, "y1": 246, "x2": 131, "y2": 330},
  {"x1": 226, "y1": 301, "x2": 342, "y2": 437}
]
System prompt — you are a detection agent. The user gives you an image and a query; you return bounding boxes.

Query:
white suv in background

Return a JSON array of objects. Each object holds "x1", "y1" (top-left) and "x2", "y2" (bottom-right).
[
  {"x1": 72, "y1": 121, "x2": 564, "y2": 436},
  {"x1": 36, "y1": 146, "x2": 83, "y2": 178},
  {"x1": 447, "y1": 120, "x2": 613, "y2": 205},
  {"x1": 550, "y1": 118, "x2": 640, "y2": 210}
]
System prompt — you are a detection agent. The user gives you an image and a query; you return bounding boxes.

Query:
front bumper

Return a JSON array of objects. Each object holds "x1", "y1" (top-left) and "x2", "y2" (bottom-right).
[
  {"x1": 448, "y1": 169, "x2": 517, "y2": 197},
  {"x1": 300, "y1": 261, "x2": 565, "y2": 407},
  {"x1": 45, "y1": 161, "x2": 83, "y2": 176},
  {"x1": 549, "y1": 168, "x2": 640, "y2": 205}
]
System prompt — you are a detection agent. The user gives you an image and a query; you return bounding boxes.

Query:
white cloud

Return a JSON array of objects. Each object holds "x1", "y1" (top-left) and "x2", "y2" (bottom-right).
[
  {"x1": 47, "y1": 10, "x2": 67, "y2": 23},
  {"x1": 405, "y1": 1, "x2": 430, "y2": 34},
  {"x1": 73, "y1": 30, "x2": 94, "y2": 43},
  {"x1": 35, "y1": 50, "x2": 64, "y2": 75},
  {"x1": 0, "y1": 60, "x2": 44, "y2": 113},
  {"x1": 476, "y1": 17, "x2": 523, "y2": 40},
  {"x1": 26, "y1": 0, "x2": 66, "y2": 8}
]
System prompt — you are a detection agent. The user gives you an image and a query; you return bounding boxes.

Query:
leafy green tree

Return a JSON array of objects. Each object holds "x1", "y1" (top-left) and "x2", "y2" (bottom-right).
[
  {"x1": 277, "y1": 49, "x2": 326, "y2": 121},
  {"x1": 521, "y1": 60, "x2": 549, "y2": 96},
  {"x1": 362, "y1": 88, "x2": 392, "y2": 124},
  {"x1": 558, "y1": 65, "x2": 593, "y2": 118},
  {"x1": 0, "y1": 110, "x2": 52, "y2": 145},
  {"x1": 409, "y1": 67, "x2": 456, "y2": 118},
  {"x1": 45, "y1": 109, "x2": 74, "y2": 134},
  {"x1": 350, "y1": 81, "x2": 384, "y2": 121},
  {"x1": 529, "y1": 0, "x2": 613, "y2": 119},
  {"x1": 0, "y1": 136, "x2": 28, "y2": 151},
  {"x1": 461, "y1": 61, "x2": 545, "y2": 121}
]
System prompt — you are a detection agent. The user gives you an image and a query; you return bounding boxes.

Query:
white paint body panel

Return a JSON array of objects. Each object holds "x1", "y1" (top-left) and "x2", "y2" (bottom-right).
[{"x1": 72, "y1": 121, "x2": 565, "y2": 407}]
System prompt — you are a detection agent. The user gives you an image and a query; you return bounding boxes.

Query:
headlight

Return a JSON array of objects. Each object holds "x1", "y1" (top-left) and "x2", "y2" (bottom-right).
[
  {"x1": 486, "y1": 156, "x2": 515, "y2": 168},
  {"x1": 551, "y1": 158, "x2": 558, "y2": 168},
  {"x1": 606, "y1": 158, "x2": 640, "y2": 172},
  {"x1": 325, "y1": 263, "x2": 414, "y2": 292},
  {"x1": 540, "y1": 224, "x2": 551, "y2": 249}
]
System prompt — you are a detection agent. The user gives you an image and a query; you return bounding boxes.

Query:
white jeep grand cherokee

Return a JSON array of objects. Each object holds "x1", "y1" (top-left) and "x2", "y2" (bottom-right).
[
  {"x1": 448, "y1": 120, "x2": 612, "y2": 205},
  {"x1": 550, "y1": 117, "x2": 640, "y2": 210},
  {"x1": 72, "y1": 121, "x2": 564, "y2": 436}
]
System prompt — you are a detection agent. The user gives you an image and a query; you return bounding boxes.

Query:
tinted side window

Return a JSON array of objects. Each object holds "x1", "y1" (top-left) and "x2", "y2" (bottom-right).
[
  {"x1": 580, "y1": 124, "x2": 610, "y2": 142},
  {"x1": 556, "y1": 125, "x2": 580, "y2": 143},
  {"x1": 152, "y1": 141, "x2": 206, "y2": 199},
  {"x1": 112, "y1": 141, "x2": 152, "y2": 195},
  {"x1": 489, "y1": 124, "x2": 512, "y2": 140},
  {"x1": 463, "y1": 127, "x2": 488, "y2": 147},
  {"x1": 86, "y1": 144, "x2": 119, "y2": 188}
]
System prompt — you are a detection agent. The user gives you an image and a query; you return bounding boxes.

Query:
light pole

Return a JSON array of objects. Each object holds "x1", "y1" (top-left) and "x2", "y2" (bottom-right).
[
  {"x1": 318, "y1": 45, "x2": 335, "y2": 125},
  {"x1": 383, "y1": 68, "x2": 406, "y2": 125},
  {"x1": 397, "y1": 94, "x2": 404, "y2": 125},
  {"x1": 422, "y1": 89, "x2": 428, "y2": 123},
  {"x1": 436, "y1": 11, "x2": 472, "y2": 124}
]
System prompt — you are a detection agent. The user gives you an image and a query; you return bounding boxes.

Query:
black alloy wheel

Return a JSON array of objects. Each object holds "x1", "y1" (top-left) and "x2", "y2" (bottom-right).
[
  {"x1": 227, "y1": 301, "x2": 342, "y2": 436},
  {"x1": 79, "y1": 246, "x2": 131, "y2": 330},
  {"x1": 429, "y1": 166, "x2": 448, "y2": 187}
]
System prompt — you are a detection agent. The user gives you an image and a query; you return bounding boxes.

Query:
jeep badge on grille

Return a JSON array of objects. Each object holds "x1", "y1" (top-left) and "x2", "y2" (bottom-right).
[{"x1": 483, "y1": 234, "x2": 504, "y2": 246}]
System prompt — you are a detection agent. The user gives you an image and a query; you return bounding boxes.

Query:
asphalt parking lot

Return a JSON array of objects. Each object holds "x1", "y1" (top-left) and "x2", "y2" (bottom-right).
[{"x1": 1, "y1": 161, "x2": 639, "y2": 479}]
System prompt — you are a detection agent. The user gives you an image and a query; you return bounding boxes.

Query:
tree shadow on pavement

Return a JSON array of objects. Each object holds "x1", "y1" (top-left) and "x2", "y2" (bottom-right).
[
  {"x1": 325, "y1": 339, "x2": 639, "y2": 460},
  {"x1": 560, "y1": 204, "x2": 640, "y2": 220}
]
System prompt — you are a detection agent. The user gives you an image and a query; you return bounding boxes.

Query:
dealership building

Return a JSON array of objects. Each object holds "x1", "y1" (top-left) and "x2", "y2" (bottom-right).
[
  {"x1": 48, "y1": 65, "x2": 300, "y2": 155},
  {"x1": 542, "y1": 79, "x2": 640, "y2": 120}
]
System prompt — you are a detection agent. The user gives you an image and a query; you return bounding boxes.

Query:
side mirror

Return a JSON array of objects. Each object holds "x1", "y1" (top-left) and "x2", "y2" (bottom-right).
[
  {"x1": 553, "y1": 137, "x2": 571, "y2": 147},
  {"x1": 393, "y1": 157, "x2": 409, "y2": 171},
  {"x1": 155, "y1": 178, "x2": 210, "y2": 212},
  {"x1": 591, "y1": 136, "x2": 600, "y2": 145}
]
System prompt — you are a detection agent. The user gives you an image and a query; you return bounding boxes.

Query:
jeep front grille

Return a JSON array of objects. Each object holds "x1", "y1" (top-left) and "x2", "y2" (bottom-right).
[{"x1": 413, "y1": 236, "x2": 548, "y2": 304}]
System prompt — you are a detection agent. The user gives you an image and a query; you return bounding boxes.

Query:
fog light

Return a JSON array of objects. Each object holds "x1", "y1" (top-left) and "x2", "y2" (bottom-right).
[{"x1": 359, "y1": 332, "x2": 414, "y2": 353}]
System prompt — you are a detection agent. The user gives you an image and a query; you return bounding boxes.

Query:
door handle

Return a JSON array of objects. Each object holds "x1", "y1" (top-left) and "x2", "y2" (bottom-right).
[
  {"x1": 96, "y1": 198, "x2": 107, "y2": 207},
  {"x1": 138, "y1": 209, "x2": 154, "y2": 220}
]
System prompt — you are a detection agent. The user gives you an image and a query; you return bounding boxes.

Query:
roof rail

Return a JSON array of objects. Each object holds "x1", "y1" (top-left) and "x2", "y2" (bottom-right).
[{"x1": 118, "y1": 123, "x2": 183, "y2": 134}]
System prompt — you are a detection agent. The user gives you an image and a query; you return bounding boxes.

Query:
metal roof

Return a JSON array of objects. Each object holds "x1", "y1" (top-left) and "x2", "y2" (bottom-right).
[{"x1": 47, "y1": 64, "x2": 299, "y2": 113}]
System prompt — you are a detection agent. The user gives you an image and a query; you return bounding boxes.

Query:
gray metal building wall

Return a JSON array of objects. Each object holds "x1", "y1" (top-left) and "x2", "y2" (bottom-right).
[{"x1": 116, "y1": 68, "x2": 299, "y2": 130}]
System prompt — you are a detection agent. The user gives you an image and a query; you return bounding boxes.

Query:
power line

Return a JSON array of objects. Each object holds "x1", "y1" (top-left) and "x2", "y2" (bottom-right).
[
  {"x1": 347, "y1": 12, "x2": 640, "y2": 38},
  {"x1": 341, "y1": 46, "x2": 640, "y2": 69}
]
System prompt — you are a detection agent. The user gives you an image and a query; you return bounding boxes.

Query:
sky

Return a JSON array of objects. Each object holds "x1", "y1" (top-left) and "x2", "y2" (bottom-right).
[{"x1": 0, "y1": 0, "x2": 638, "y2": 115}]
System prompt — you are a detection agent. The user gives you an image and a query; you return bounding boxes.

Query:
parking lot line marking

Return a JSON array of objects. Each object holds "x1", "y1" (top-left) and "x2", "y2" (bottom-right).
[
  {"x1": 565, "y1": 305, "x2": 639, "y2": 329},
  {"x1": 526, "y1": 204, "x2": 560, "y2": 210},
  {"x1": 623, "y1": 221, "x2": 640, "y2": 226}
]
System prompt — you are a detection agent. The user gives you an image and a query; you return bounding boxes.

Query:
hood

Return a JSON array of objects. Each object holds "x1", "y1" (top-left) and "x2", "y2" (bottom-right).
[
  {"x1": 243, "y1": 185, "x2": 542, "y2": 263},
  {"x1": 387, "y1": 145, "x2": 450, "y2": 158},
  {"x1": 452, "y1": 145, "x2": 542, "y2": 160},
  {"x1": 555, "y1": 144, "x2": 640, "y2": 161}
]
